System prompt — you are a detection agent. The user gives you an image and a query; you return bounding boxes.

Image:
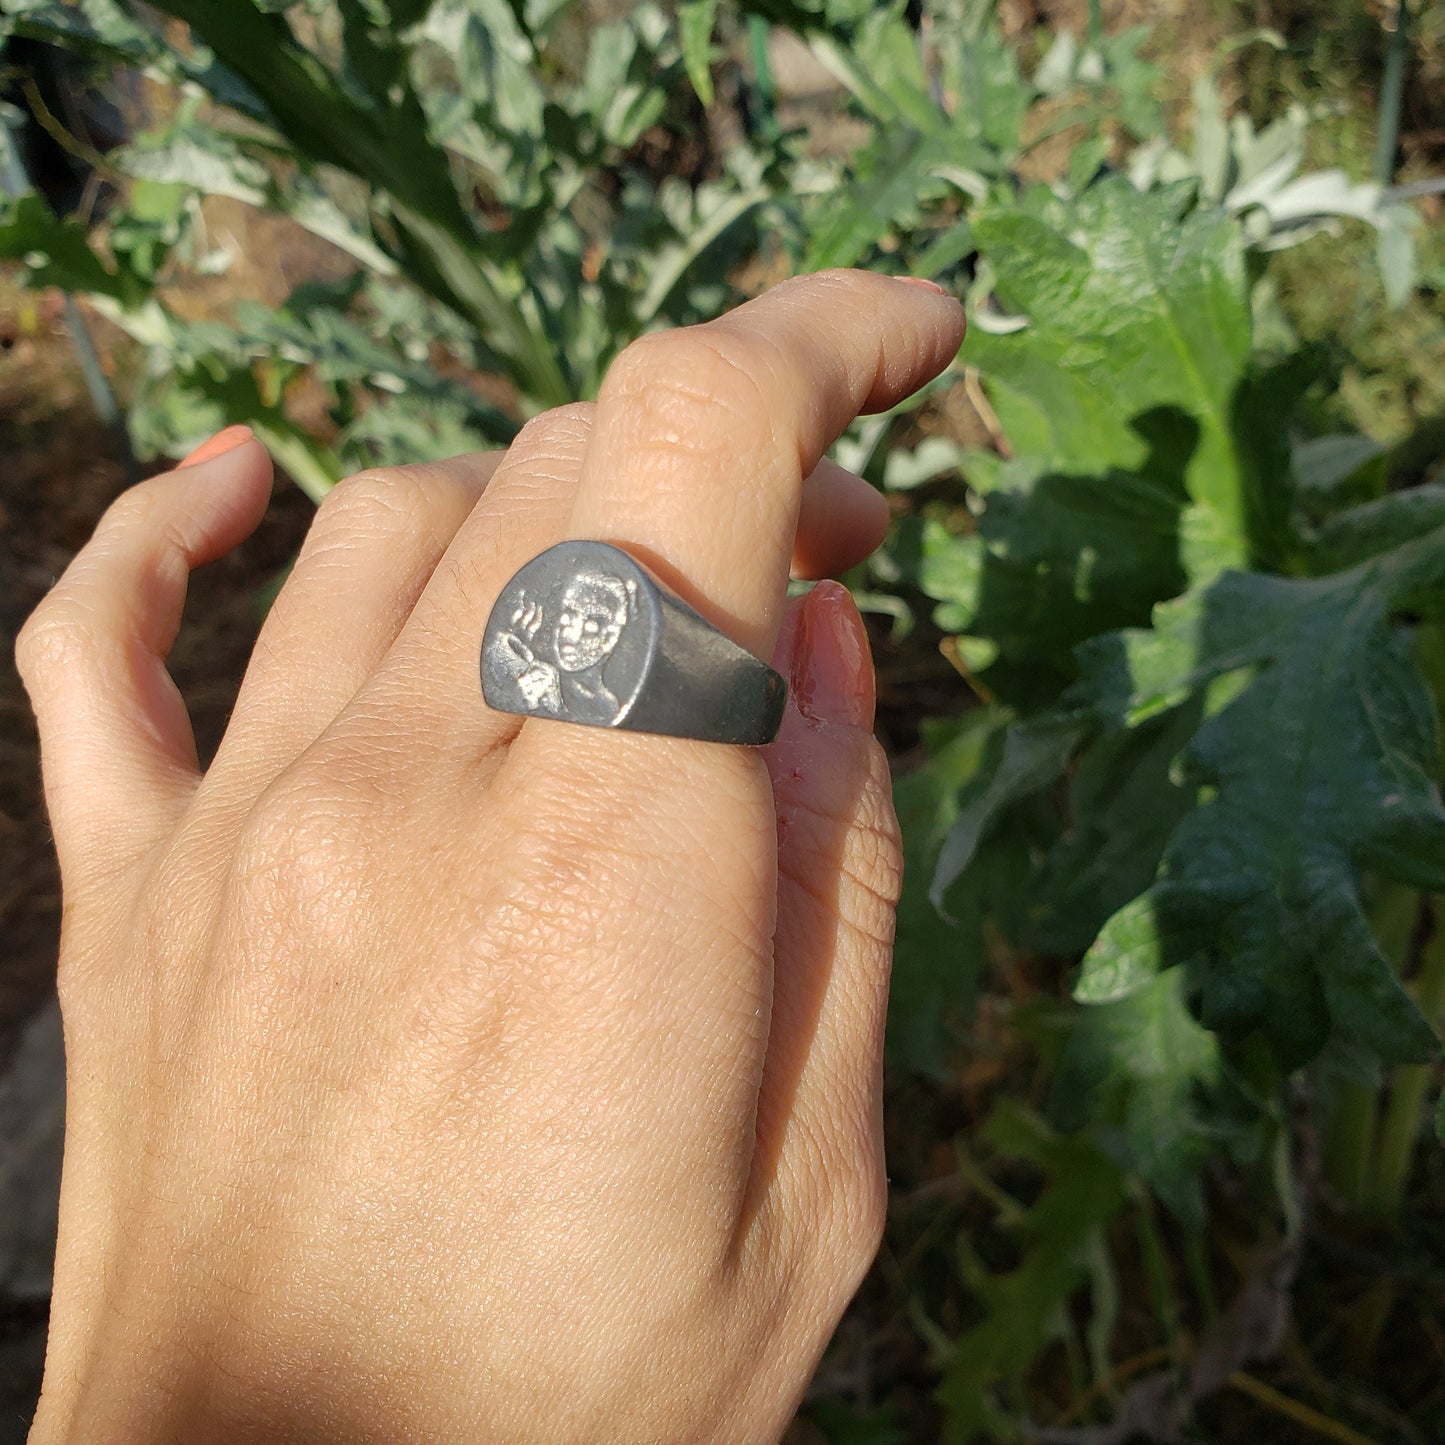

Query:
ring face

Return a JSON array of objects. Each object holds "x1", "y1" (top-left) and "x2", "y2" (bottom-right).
[
  {"x1": 481, "y1": 540, "x2": 786, "y2": 745},
  {"x1": 482, "y1": 541, "x2": 660, "y2": 730}
]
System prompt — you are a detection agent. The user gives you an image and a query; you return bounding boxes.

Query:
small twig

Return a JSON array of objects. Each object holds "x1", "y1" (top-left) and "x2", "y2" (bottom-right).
[
  {"x1": 963, "y1": 364, "x2": 1012, "y2": 457},
  {"x1": 1228, "y1": 1372, "x2": 1383, "y2": 1445},
  {"x1": 939, "y1": 636, "x2": 997, "y2": 705},
  {"x1": 1372, "y1": 0, "x2": 1410, "y2": 186},
  {"x1": 19, "y1": 76, "x2": 121, "y2": 183},
  {"x1": 1053, "y1": 1347, "x2": 1170, "y2": 1427}
]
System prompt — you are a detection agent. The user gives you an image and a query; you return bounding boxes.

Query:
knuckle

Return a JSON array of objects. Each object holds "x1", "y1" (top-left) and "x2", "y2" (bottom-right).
[
  {"x1": 310, "y1": 467, "x2": 454, "y2": 545},
  {"x1": 15, "y1": 604, "x2": 93, "y2": 689},
  {"x1": 776, "y1": 1124, "x2": 886, "y2": 1315},
  {"x1": 93, "y1": 482, "x2": 160, "y2": 540},
  {"x1": 837, "y1": 1155, "x2": 889, "y2": 1284},
  {"x1": 513, "y1": 400, "x2": 595, "y2": 451},
  {"x1": 600, "y1": 329, "x2": 781, "y2": 454},
  {"x1": 810, "y1": 1129, "x2": 887, "y2": 1285}
]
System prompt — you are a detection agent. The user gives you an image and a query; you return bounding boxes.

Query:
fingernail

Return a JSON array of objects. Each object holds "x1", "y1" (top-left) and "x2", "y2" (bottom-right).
[
  {"x1": 178, "y1": 424, "x2": 254, "y2": 469},
  {"x1": 893, "y1": 275, "x2": 949, "y2": 295},
  {"x1": 792, "y1": 581, "x2": 876, "y2": 730}
]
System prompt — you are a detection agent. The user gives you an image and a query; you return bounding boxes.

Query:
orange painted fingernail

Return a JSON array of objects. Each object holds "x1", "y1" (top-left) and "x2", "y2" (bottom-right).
[
  {"x1": 178, "y1": 425, "x2": 254, "y2": 469},
  {"x1": 792, "y1": 580, "x2": 876, "y2": 731}
]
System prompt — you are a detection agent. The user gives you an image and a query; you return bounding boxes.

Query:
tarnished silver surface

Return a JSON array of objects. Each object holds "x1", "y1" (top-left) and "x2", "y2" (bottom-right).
[{"x1": 482, "y1": 541, "x2": 786, "y2": 745}]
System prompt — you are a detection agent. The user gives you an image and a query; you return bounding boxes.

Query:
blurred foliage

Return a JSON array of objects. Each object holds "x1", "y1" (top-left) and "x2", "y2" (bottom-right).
[{"x1": 2, "y1": 1, "x2": 1443, "y2": 1440}]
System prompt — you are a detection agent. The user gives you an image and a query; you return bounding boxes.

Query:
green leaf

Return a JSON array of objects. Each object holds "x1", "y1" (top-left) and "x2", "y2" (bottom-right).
[
  {"x1": 1, "y1": 0, "x2": 164, "y2": 64},
  {"x1": 1026, "y1": 702, "x2": 1200, "y2": 956},
  {"x1": 1308, "y1": 487, "x2": 1445, "y2": 577},
  {"x1": 807, "y1": 1400, "x2": 906, "y2": 1445},
  {"x1": 1051, "y1": 969, "x2": 1240, "y2": 1226},
  {"x1": 0, "y1": 191, "x2": 143, "y2": 304},
  {"x1": 678, "y1": 0, "x2": 719, "y2": 106},
  {"x1": 930, "y1": 712, "x2": 1088, "y2": 910},
  {"x1": 967, "y1": 178, "x2": 1257, "y2": 584},
  {"x1": 939, "y1": 1106, "x2": 1128, "y2": 1444},
  {"x1": 1076, "y1": 539, "x2": 1445, "y2": 1069},
  {"x1": 1075, "y1": 879, "x2": 1172, "y2": 1004},
  {"x1": 919, "y1": 412, "x2": 1193, "y2": 691},
  {"x1": 1292, "y1": 433, "x2": 1387, "y2": 500},
  {"x1": 888, "y1": 719, "x2": 995, "y2": 1078}
]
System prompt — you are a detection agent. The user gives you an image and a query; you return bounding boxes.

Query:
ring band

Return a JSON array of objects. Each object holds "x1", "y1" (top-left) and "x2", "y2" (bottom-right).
[{"x1": 481, "y1": 541, "x2": 787, "y2": 746}]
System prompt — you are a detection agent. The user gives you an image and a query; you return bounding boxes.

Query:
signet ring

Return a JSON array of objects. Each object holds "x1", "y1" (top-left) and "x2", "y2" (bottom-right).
[{"x1": 481, "y1": 541, "x2": 787, "y2": 746}]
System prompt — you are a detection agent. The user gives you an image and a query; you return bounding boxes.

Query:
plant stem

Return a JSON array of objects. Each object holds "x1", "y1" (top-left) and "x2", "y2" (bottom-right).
[
  {"x1": 1372, "y1": 0, "x2": 1409, "y2": 186},
  {"x1": 1325, "y1": 1084, "x2": 1377, "y2": 1207},
  {"x1": 249, "y1": 421, "x2": 341, "y2": 504},
  {"x1": 1228, "y1": 1371, "x2": 1383, "y2": 1445},
  {"x1": 1322, "y1": 883, "x2": 1418, "y2": 1207},
  {"x1": 1184, "y1": 1227, "x2": 1219, "y2": 1328},
  {"x1": 1367, "y1": 903, "x2": 1445, "y2": 1217},
  {"x1": 747, "y1": 14, "x2": 778, "y2": 141},
  {"x1": 1134, "y1": 1191, "x2": 1182, "y2": 1365}
]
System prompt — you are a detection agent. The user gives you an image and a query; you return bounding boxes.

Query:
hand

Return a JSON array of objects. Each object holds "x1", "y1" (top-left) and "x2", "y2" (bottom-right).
[
  {"x1": 515, "y1": 659, "x2": 561, "y2": 711},
  {"x1": 18, "y1": 271, "x2": 963, "y2": 1443}
]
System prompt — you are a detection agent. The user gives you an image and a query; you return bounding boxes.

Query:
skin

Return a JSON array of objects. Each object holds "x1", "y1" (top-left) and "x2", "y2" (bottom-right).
[{"x1": 17, "y1": 270, "x2": 964, "y2": 1444}]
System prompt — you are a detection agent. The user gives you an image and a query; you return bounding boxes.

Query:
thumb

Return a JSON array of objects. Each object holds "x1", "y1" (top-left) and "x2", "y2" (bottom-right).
[{"x1": 751, "y1": 583, "x2": 899, "y2": 1280}]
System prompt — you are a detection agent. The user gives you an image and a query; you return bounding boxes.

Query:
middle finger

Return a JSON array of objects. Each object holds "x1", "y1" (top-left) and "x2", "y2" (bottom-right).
[{"x1": 569, "y1": 268, "x2": 963, "y2": 661}]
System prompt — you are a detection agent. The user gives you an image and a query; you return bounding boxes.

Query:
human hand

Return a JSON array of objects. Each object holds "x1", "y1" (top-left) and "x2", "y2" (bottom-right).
[{"x1": 18, "y1": 271, "x2": 964, "y2": 1443}]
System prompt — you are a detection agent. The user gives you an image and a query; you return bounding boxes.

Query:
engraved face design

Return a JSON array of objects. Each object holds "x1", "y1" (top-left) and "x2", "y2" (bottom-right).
[{"x1": 553, "y1": 574, "x2": 630, "y2": 673}]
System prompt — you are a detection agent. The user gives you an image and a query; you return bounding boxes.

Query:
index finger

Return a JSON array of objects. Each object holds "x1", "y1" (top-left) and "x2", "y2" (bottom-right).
[{"x1": 568, "y1": 269, "x2": 964, "y2": 662}]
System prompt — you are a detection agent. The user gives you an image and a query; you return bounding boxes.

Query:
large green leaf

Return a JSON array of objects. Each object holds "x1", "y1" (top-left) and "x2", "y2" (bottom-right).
[
  {"x1": 1076, "y1": 531, "x2": 1445, "y2": 1069},
  {"x1": 966, "y1": 178, "x2": 1258, "y2": 584},
  {"x1": 1050, "y1": 969, "x2": 1230, "y2": 1226}
]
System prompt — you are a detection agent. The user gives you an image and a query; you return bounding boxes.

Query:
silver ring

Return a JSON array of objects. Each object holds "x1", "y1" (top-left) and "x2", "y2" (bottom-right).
[{"x1": 481, "y1": 541, "x2": 786, "y2": 746}]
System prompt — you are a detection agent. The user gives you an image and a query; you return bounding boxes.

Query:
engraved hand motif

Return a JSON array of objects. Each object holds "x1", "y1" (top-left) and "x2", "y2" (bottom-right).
[
  {"x1": 511, "y1": 595, "x2": 544, "y2": 643},
  {"x1": 516, "y1": 660, "x2": 562, "y2": 712}
]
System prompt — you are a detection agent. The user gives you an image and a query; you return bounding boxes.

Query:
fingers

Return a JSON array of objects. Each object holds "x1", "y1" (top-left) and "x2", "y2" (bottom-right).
[
  {"x1": 793, "y1": 458, "x2": 889, "y2": 582},
  {"x1": 569, "y1": 269, "x2": 963, "y2": 660},
  {"x1": 198, "y1": 450, "x2": 504, "y2": 812},
  {"x1": 15, "y1": 433, "x2": 273, "y2": 882},
  {"x1": 749, "y1": 585, "x2": 896, "y2": 1278},
  {"x1": 350, "y1": 405, "x2": 596, "y2": 761}
]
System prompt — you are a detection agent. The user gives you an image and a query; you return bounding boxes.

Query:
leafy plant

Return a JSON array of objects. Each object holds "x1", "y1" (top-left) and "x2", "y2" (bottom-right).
[
  {"x1": 3, "y1": 3, "x2": 1442, "y2": 1441},
  {"x1": 0, "y1": 0, "x2": 788, "y2": 486},
  {"x1": 887, "y1": 130, "x2": 1443, "y2": 1445}
]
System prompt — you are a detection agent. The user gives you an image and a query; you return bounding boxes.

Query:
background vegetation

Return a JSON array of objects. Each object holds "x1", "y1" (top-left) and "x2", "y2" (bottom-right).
[{"x1": 1, "y1": 1, "x2": 1442, "y2": 1440}]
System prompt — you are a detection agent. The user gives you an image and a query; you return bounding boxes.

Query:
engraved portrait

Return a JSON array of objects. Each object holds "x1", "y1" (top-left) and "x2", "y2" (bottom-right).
[{"x1": 490, "y1": 569, "x2": 638, "y2": 725}]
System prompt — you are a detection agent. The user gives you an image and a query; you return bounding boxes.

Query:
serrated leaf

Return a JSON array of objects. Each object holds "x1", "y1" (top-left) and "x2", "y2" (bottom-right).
[
  {"x1": 939, "y1": 1107, "x2": 1128, "y2": 1444},
  {"x1": 1024, "y1": 702, "x2": 1200, "y2": 955},
  {"x1": 922, "y1": 416, "x2": 1193, "y2": 691},
  {"x1": 1076, "y1": 541, "x2": 1445, "y2": 1069},
  {"x1": 1051, "y1": 969, "x2": 1239, "y2": 1226},
  {"x1": 0, "y1": 191, "x2": 142, "y2": 303},
  {"x1": 967, "y1": 178, "x2": 1257, "y2": 585}
]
